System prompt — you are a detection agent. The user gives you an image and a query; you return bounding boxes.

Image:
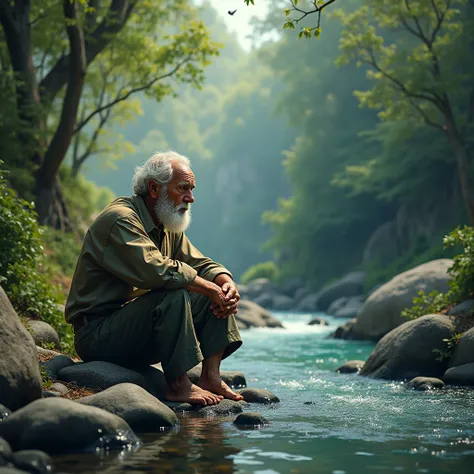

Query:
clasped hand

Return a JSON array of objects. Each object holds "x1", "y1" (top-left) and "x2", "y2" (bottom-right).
[{"x1": 210, "y1": 281, "x2": 240, "y2": 319}]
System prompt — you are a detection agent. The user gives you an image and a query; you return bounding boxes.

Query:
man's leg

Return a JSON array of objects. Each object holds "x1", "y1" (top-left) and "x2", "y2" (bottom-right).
[
  {"x1": 189, "y1": 292, "x2": 243, "y2": 400},
  {"x1": 74, "y1": 288, "x2": 221, "y2": 405}
]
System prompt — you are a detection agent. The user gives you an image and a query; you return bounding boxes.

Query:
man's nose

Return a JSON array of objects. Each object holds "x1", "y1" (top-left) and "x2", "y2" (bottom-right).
[{"x1": 183, "y1": 191, "x2": 194, "y2": 204}]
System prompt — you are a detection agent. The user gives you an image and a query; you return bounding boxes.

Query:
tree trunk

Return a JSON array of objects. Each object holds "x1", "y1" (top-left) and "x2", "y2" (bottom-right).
[
  {"x1": 445, "y1": 124, "x2": 474, "y2": 226},
  {"x1": 34, "y1": 178, "x2": 72, "y2": 231}
]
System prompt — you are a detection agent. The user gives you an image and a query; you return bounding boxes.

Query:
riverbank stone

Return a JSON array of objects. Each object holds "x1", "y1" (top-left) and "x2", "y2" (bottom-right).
[
  {"x1": 11, "y1": 450, "x2": 53, "y2": 474},
  {"x1": 360, "y1": 314, "x2": 454, "y2": 381},
  {"x1": 236, "y1": 300, "x2": 284, "y2": 329},
  {"x1": 336, "y1": 360, "x2": 365, "y2": 374},
  {"x1": 449, "y1": 327, "x2": 474, "y2": 368},
  {"x1": 50, "y1": 383, "x2": 69, "y2": 396},
  {"x1": 308, "y1": 318, "x2": 329, "y2": 326},
  {"x1": 0, "y1": 406, "x2": 11, "y2": 422},
  {"x1": 196, "y1": 399, "x2": 244, "y2": 417},
  {"x1": 26, "y1": 321, "x2": 60, "y2": 351},
  {"x1": 43, "y1": 355, "x2": 75, "y2": 381},
  {"x1": 187, "y1": 365, "x2": 246, "y2": 388},
  {"x1": 0, "y1": 398, "x2": 138, "y2": 454},
  {"x1": 78, "y1": 383, "x2": 178, "y2": 432},
  {"x1": 443, "y1": 363, "x2": 474, "y2": 386},
  {"x1": 0, "y1": 286, "x2": 42, "y2": 411},
  {"x1": 57, "y1": 361, "x2": 166, "y2": 398},
  {"x1": 332, "y1": 319, "x2": 357, "y2": 340},
  {"x1": 406, "y1": 377, "x2": 445, "y2": 391},
  {"x1": 233, "y1": 412, "x2": 269, "y2": 428},
  {"x1": 238, "y1": 388, "x2": 280, "y2": 404}
]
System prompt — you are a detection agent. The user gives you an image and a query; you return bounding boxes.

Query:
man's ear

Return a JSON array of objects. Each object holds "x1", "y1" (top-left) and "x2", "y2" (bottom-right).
[{"x1": 148, "y1": 180, "x2": 161, "y2": 199}]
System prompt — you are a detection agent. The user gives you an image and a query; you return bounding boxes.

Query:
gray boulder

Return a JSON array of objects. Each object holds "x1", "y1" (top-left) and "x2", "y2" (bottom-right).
[
  {"x1": 253, "y1": 293, "x2": 274, "y2": 309},
  {"x1": 327, "y1": 297, "x2": 349, "y2": 315},
  {"x1": 245, "y1": 279, "x2": 275, "y2": 299},
  {"x1": 234, "y1": 412, "x2": 268, "y2": 427},
  {"x1": 187, "y1": 365, "x2": 246, "y2": 388},
  {"x1": 236, "y1": 300, "x2": 283, "y2": 329},
  {"x1": 406, "y1": 377, "x2": 445, "y2": 391},
  {"x1": 360, "y1": 314, "x2": 454, "y2": 381},
  {"x1": 238, "y1": 388, "x2": 280, "y2": 404},
  {"x1": 78, "y1": 383, "x2": 178, "y2": 432},
  {"x1": 0, "y1": 286, "x2": 42, "y2": 411},
  {"x1": 448, "y1": 327, "x2": 474, "y2": 368},
  {"x1": 332, "y1": 296, "x2": 364, "y2": 319},
  {"x1": 308, "y1": 317, "x2": 329, "y2": 326},
  {"x1": 49, "y1": 383, "x2": 69, "y2": 396},
  {"x1": 294, "y1": 287, "x2": 311, "y2": 301},
  {"x1": 0, "y1": 398, "x2": 137, "y2": 454},
  {"x1": 314, "y1": 272, "x2": 366, "y2": 311},
  {"x1": 26, "y1": 320, "x2": 60, "y2": 351},
  {"x1": 332, "y1": 318, "x2": 357, "y2": 340},
  {"x1": 443, "y1": 363, "x2": 474, "y2": 386},
  {"x1": 57, "y1": 361, "x2": 166, "y2": 399},
  {"x1": 336, "y1": 360, "x2": 365, "y2": 374},
  {"x1": 296, "y1": 293, "x2": 319, "y2": 312},
  {"x1": 353, "y1": 259, "x2": 453, "y2": 340},
  {"x1": 0, "y1": 437, "x2": 12, "y2": 463},
  {"x1": 279, "y1": 278, "x2": 303, "y2": 298},
  {"x1": 447, "y1": 300, "x2": 474, "y2": 333},
  {"x1": 271, "y1": 294, "x2": 294, "y2": 311}
]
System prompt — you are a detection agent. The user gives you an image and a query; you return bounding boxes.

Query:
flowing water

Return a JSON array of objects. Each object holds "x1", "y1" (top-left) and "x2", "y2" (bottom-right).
[{"x1": 55, "y1": 312, "x2": 474, "y2": 474}]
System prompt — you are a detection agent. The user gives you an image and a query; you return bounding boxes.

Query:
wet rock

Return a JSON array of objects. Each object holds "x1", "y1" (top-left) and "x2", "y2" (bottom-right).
[
  {"x1": 0, "y1": 437, "x2": 12, "y2": 464},
  {"x1": 43, "y1": 355, "x2": 75, "y2": 381},
  {"x1": 236, "y1": 300, "x2": 283, "y2": 329},
  {"x1": 253, "y1": 293, "x2": 274, "y2": 309},
  {"x1": 11, "y1": 450, "x2": 53, "y2": 474},
  {"x1": 57, "y1": 361, "x2": 166, "y2": 399},
  {"x1": 336, "y1": 360, "x2": 365, "y2": 374},
  {"x1": 78, "y1": 383, "x2": 178, "y2": 432},
  {"x1": 238, "y1": 388, "x2": 280, "y2": 404},
  {"x1": 332, "y1": 296, "x2": 364, "y2": 319},
  {"x1": 196, "y1": 399, "x2": 244, "y2": 417},
  {"x1": 296, "y1": 293, "x2": 319, "y2": 312},
  {"x1": 271, "y1": 295, "x2": 294, "y2": 311},
  {"x1": 332, "y1": 318, "x2": 357, "y2": 340},
  {"x1": 0, "y1": 286, "x2": 42, "y2": 411},
  {"x1": 0, "y1": 398, "x2": 137, "y2": 454},
  {"x1": 187, "y1": 365, "x2": 246, "y2": 388},
  {"x1": 406, "y1": 377, "x2": 445, "y2": 391},
  {"x1": 308, "y1": 318, "x2": 329, "y2": 326},
  {"x1": 50, "y1": 383, "x2": 69, "y2": 396},
  {"x1": 353, "y1": 259, "x2": 453, "y2": 340},
  {"x1": 0, "y1": 406, "x2": 11, "y2": 422},
  {"x1": 443, "y1": 363, "x2": 474, "y2": 386},
  {"x1": 449, "y1": 327, "x2": 474, "y2": 368},
  {"x1": 360, "y1": 314, "x2": 454, "y2": 381},
  {"x1": 26, "y1": 321, "x2": 60, "y2": 351},
  {"x1": 42, "y1": 391, "x2": 60, "y2": 398},
  {"x1": 164, "y1": 402, "x2": 195, "y2": 413},
  {"x1": 0, "y1": 468, "x2": 29, "y2": 473},
  {"x1": 233, "y1": 412, "x2": 268, "y2": 427}
]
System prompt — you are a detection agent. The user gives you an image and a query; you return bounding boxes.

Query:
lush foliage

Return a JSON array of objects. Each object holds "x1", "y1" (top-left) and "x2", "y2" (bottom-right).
[
  {"x1": 402, "y1": 226, "x2": 474, "y2": 320},
  {"x1": 0, "y1": 164, "x2": 74, "y2": 354},
  {"x1": 241, "y1": 261, "x2": 280, "y2": 285}
]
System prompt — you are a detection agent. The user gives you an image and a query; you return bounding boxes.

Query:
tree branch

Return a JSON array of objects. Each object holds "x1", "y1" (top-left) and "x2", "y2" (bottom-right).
[
  {"x1": 39, "y1": 0, "x2": 137, "y2": 103},
  {"x1": 74, "y1": 55, "x2": 192, "y2": 135}
]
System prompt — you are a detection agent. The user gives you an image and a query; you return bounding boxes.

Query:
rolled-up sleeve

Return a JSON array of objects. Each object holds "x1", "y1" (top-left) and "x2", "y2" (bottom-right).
[
  {"x1": 176, "y1": 233, "x2": 233, "y2": 282},
  {"x1": 101, "y1": 216, "x2": 197, "y2": 289}
]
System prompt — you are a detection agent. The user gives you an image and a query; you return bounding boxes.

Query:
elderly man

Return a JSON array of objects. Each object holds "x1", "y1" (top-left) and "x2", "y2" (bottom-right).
[{"x1": 65, "y1": 151, "x2": 243, "y2": 405}]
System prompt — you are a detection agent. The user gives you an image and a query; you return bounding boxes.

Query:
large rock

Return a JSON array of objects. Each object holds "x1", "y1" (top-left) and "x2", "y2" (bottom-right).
[
  {"x1": 448, "y1": 327, "x2": 474, "y2": 368},
  {"x1": 353, "y1": 259, "x2": 453, "y2": 340},
  {"x1": 360, "y1": 314, "x2": 454, "y2": 381},
  {"x1": 332, "y1": 318, "x2": 357, "y2": 340},
  {"x1": 43, "y1": 354, "x2": 75, "y2": 380},
  {"x1": 238, "y1": 388, "x2": 280, "y2": 404},
  {"x1": 78, "y1": 383, "x2": 178, "y2": 432},
  {"x1": 0, "y1": 286, "x2": 42, "y2": 411},
  {"x1": 406, "y1": 377, "x2": 445, "y2": 391},
  {"x1": 332, "y1": 296, "x2": 364, "y2": 319},
  {"x1": 443, "y1": 363, "x2": 474, "y2": 386},
  {"x1": 447, "y1": 300, "x2": 474, "y2": 333},
  {"x1": 245, "y1": 279, "x2": 275, "y2": 299},
  {"x1": 26, "y1": 320, "x2": 60, "y2": 351},
  {"x1": 314, "y1": 272, "x2": 366, "y2": 311},
  {"x1": 253, "y1": 293, "x2": 274, "y2": 309},
  {"x1": 0, "y1": 398, "x2": 138, "y2": 454},
  {"x1": 296, "y1": 293, "x2": 319, "y2": 312},
  {"x1": 236, "y1": 300, "x2": 283, "y2": 329},
  {"x1": 57, "y1": 361, "x2": 166, "y2": 399},
  {"x1": 271, "y1": 294, "x2": 294, "y2": 311}
]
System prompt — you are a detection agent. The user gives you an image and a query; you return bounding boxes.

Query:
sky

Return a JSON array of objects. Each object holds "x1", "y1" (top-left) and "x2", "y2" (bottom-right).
[{"x1": 196, "y1": 0, "x2": 272, "y2": 50}]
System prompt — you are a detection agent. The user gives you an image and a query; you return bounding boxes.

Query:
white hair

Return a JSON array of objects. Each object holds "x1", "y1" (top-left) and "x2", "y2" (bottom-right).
[{"x1": 132, "y1": 150, "x2": 191, "y2": 196}]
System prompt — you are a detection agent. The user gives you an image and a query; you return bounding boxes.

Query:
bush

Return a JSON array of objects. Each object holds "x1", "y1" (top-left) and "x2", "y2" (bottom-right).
[
  {"x1": 241, "y1": 261, "x2": 279, "y2": 284},
  {"x1": 0, "y1": 163, "x2": 74, "y2": 354},
  {"x1": 402, "y1": 226, "x2": 474, "y2": 320}
]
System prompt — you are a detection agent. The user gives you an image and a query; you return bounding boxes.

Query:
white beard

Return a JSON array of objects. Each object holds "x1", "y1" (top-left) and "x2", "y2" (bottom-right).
[{"x1": 154, "y1": 188, "x2": 191, "y2": 233}]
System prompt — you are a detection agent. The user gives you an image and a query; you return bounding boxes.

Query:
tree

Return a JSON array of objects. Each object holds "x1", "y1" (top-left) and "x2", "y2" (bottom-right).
[
  {"x1": 336, "y1": 0, "x2": 474, "y2": 224},
  {"x1": 0, "y1": 0, "x2": 218, "y2": 229}
]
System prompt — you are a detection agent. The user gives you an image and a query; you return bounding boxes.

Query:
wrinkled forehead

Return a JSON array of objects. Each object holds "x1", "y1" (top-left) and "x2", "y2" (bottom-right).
[{"x1": 171, "y1": 163, "x2": 195, "y2": 186}]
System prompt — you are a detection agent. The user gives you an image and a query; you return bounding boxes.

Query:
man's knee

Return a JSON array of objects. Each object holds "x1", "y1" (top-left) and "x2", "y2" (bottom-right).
[{"x1": 147, "y1": 288, "x2": 191, "y2": 312}]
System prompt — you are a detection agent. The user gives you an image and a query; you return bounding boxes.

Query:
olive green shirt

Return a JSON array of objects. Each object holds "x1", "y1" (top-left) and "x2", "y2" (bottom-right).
[{"x1": 65, "y1": 195, "x2": 232, "y2": 324}]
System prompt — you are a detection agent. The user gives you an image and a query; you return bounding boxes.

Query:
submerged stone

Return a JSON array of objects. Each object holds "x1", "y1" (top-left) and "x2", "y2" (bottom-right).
[
  {"x1": 406, "y1": 377, "x2": 445, "y2": 391},
  {"x1": 238, "y1": 388, "x2": 280, "y2": 404},
  {"x1": 11, "y1": 450, "x2": 53, "y2": 474},
  {"x1": 233, "y1": 412, "x2": 269, "y2": 428},
  {"x1": 336, "y1": 360, "x2": 365, "y2": 374}
]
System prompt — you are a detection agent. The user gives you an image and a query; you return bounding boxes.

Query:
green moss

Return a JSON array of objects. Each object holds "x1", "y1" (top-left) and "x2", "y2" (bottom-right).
[{"x1": 241, "y1": 261, "x2": 280, "y2": 284}]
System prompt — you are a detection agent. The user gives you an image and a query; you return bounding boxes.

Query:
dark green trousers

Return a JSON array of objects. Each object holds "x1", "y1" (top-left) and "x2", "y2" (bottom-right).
[{"x1": 74, "y1": 289, "x2": 242, "y2": 381}]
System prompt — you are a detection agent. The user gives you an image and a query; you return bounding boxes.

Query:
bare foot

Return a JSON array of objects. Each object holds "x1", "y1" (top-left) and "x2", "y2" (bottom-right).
[
  {"x1": 197, "y1": 376, "x2": 244, "y2": 401},
  {"x1": 164, "y1": 374, "x2": 223, "y2": 406}
]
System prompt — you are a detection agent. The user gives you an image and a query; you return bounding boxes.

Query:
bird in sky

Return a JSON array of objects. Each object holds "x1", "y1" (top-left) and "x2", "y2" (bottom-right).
[{"x1": 228, "y1": 9, "x2": 237, "y2": 15}]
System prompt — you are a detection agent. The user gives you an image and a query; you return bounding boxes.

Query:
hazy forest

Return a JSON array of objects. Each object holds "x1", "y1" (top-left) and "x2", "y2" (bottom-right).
[{"x1": 1, "y1": 0, "x2": 473, "y2": 336}]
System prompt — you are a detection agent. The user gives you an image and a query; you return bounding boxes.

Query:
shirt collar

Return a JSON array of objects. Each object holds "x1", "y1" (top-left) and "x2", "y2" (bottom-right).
[{"x1": 133, "y1": 194, "x2": 158, "y2": 234}]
